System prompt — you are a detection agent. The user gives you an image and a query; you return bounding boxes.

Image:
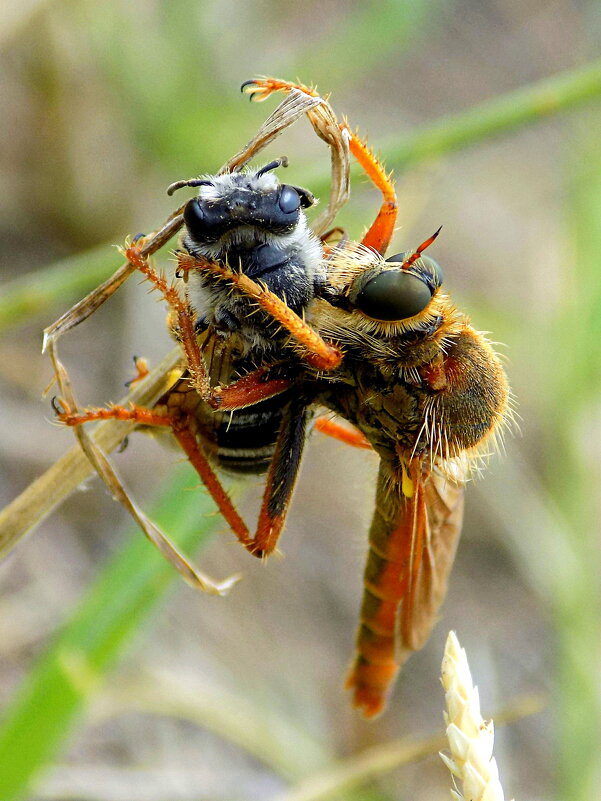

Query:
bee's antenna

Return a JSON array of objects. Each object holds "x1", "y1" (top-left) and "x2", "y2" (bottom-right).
[
  {"x1": 167, "y1": 179, "x2": 214, "y2": 197},
  {"x1": 402, "y1": 226, "x2": 442, "y2": 270},
  {"x1": 255, "y1": 157, "x2": 289, "y2": 177}
]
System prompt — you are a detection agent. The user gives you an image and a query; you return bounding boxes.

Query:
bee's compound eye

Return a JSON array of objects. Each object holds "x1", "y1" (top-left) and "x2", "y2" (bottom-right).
[
  {"x1": 278, "y1": 186, "x2": 301, "y2": 214},
  {"x1": 183, "y1": 198, "x2": 205, "y2": 232},
  {"x1": 355, "y1": 270, "x2": 434, "y2": 321}
]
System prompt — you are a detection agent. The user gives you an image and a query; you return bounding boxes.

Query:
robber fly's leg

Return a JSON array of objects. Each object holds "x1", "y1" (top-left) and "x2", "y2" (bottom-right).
[
  {"x1": 57, "y1": 391, "x2": 303, "y2": 560},
  {"x1": 341, "y1": 127, "x2": 398, "y2": 255},
  {"x1": 55, "y1": 400, "x2": 239, "y2": 595},
  {"x1": 57, "y1": 401, "x2": 254, "y2": 552},
  {"x1": 314, "y1": 416, "x2": 373, "y2": 450},
  {"x1": 242, "y1": 77, "x2": 320, "y2": 102},
  {"x1": 209, "y1": 363, "x2": 293, "y2": 411},
  {"x1": 252, "y1": 395, "x2": 311, "y2": 557},
  {"x1": 124, "y1": 243, "x2": 212, "y2": 399},
  {"x1": 178, "y1": 253, "x2": 342, "y2": 372}
]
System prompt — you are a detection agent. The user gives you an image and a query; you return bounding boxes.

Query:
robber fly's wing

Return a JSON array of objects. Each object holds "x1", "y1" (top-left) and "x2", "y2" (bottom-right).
[
  {"x1": 398, "y1": 462, "x2": 465, "y2": 658},
  {"x1": 347, "y1": 458, "x2": 465, "y2": 717}
]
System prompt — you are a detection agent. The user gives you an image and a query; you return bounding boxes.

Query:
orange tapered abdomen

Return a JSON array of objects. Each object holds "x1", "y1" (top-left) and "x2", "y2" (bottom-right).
[
  {"x1": 346, "y1": 463, "x2": 417, "y2": 718},
  {"x1": 346, "y1": 460, "x2": 464, "y2": 718}
]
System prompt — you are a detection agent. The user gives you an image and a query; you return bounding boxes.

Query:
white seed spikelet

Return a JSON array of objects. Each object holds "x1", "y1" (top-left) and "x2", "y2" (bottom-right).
[{"x1": 440, "y1": 631, "x2": 513, "y2": 801}]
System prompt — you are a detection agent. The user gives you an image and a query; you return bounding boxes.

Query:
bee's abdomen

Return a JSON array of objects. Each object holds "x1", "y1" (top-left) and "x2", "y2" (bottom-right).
[{"x1": 210, "y1": 395, "x2": 287, "y2": 475}]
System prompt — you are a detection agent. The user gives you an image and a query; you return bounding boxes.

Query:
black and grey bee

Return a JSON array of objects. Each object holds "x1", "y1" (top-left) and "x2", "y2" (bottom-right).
[{"x1": 169, "y1": 158, "x2": 323, "y2": 352}]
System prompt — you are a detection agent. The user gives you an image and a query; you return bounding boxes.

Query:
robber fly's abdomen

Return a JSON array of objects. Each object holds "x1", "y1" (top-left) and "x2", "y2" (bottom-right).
[{"x1": 345, "y1": 466, "x2": 413, "y2": 718}]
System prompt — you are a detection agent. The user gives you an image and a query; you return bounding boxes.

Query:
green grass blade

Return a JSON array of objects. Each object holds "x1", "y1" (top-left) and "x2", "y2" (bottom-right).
[
  {"x1": 385, "y1": 57, "x2": 601, "y2": 169},
  {"x1": 0, "y1": 244, "x2": 121, "y2": 333},
  {"x1": 550, "y1": 124, "x2": 601, "y2": 801},
  {"x1": 0, "y1": 465, "x2": 219, "y2": 801}
]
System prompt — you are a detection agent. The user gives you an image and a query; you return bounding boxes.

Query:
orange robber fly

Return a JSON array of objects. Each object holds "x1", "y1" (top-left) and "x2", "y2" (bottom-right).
[{"x1": 48, "y1": 79, "x2": 510, "y2": 717}]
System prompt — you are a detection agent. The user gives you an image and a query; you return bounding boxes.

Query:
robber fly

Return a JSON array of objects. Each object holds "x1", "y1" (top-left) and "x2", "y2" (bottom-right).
[{"x1": 49, "y1": 78, "x2": 510, "y2": 718}]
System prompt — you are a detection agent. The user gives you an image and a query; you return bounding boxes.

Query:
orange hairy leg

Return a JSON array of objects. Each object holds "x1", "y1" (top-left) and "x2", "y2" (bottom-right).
[
  {"x1": 56, "y1": 403, "x2": 173, "y2": 429},
  {"x1": 210, "y1": 365, "x2": 293, "y2": 411},
  {"x1": 241, "y1": 77, "x2": 320, "y2": 102},
  {"x1": 177, "y1": 252, "x2": 342, "y2": 371},
  {"x1": 124, "y1": 245, "x2": 305, "y2": 399},
  {"x1": 342, "y1": 127, "x2": 398, "y2": 255},
  {"x1": 242, "y1": 78, "x2": 396, "y2": 255},
  {"x1": 57, "y1": 402, "x2": 253, "y2": 552},
  {"x1": 314, "y1": 417, "x2": 373, "y2": 450},
  {"x1": 56, "y1": 386, "x2": 312, "y2": 559},
  {"x1": 124, "y1": 244, "x2": 212, "y2": 399}
]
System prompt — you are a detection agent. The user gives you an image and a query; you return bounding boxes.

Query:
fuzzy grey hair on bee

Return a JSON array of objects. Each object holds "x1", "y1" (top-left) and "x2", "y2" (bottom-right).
[{"x1": 171, "y1": 158, "x2": 324, "y2": 353}]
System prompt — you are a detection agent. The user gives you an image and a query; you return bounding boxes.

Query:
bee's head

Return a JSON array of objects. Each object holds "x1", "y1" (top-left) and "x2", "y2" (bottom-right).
[{"x1": 171, "y1": 159, "x2": 315, "y2": 245}]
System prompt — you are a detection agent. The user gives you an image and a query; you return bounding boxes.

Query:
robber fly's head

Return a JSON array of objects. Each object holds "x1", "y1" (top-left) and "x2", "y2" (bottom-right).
[
  {"x1": 341, "y1": 228, "x2": 445, "y2": 326},
  {"x1": 171, "y1": 158, "x2": 316, "y2": 247}
]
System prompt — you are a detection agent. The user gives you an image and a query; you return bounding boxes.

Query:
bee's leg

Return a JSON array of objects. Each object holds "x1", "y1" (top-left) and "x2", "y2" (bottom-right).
[
  {"x1": 178, "y1": 253, "x2": 342, "y2": 372},
  {"x1": 314, "y1": 416, "x2": 373, "y2": 450},
  {"x1": 342, "y1": 128, "x2": 398, "y2": 255},
  {"x1": 54, "y1": 400, "x2": 239, "y2": 596}
]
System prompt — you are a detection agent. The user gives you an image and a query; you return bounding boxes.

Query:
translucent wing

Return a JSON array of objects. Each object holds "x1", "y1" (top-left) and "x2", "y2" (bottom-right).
[{"x1": 346, "y1": 457, "x2": 465, "y2": 717}]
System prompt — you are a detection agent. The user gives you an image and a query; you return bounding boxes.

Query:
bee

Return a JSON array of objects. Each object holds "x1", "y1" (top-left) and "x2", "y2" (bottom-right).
[
  {"x1": 143, "y1": 158, "x2": 321, "y2": 484},
  {"x1": 49, "y1": 79, "x2": 510, "y2": 717},
  {"x1": 170, "y1": 157, "x2": 321, "y2": 346}
]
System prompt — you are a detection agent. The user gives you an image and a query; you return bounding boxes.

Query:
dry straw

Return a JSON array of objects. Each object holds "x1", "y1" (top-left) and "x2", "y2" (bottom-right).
[{"x1": 440, "y1": 631, "x2": 513, "y2": 801}]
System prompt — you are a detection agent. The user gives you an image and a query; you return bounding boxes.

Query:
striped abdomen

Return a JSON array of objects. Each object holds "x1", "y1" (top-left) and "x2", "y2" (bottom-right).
[{"x1": 346, "y1": 461, "x2": 464, "y2": 718}]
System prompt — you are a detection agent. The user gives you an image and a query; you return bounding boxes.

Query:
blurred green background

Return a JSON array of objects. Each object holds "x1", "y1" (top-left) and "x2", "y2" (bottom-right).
[{"x1": 1, "y1": 1, "x2": 601, "y2": 800}]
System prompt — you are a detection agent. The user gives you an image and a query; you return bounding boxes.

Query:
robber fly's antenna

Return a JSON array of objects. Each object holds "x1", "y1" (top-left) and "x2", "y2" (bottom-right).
[
  {"x1": 255, "y1": 156, "x2": 289, "y2": 177},
  {"x1": 166, "y1": 179, "x2": 214, "y2": 197},
  {"x1": 402, "y1": 226, "x2": 443, "y2": 270}
]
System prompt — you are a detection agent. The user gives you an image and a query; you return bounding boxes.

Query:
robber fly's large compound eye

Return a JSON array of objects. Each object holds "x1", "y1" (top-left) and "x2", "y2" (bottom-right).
[
  {"x1": 278, "y1": 185, "x2": 301, "y2": 214},
  {"x1": 353, "y1": 252, "x2": 443, "y2": 321},
  {"x1": 355, "y1": 271, "x2": 433, "y2": 321},
  {"x1": 386, "y1": 252, "x2": 444, "y2": 288}
]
